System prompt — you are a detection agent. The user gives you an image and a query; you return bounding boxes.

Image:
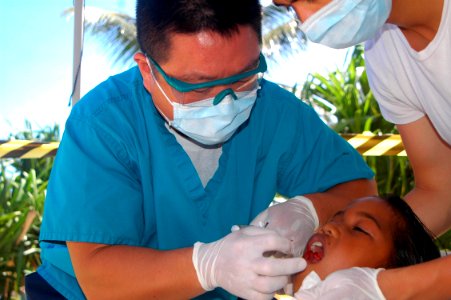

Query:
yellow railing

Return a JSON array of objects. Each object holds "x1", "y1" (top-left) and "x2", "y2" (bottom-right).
[
  {"x1": 0, "y1": 133, "x2": 406, "y2": 159},
  {"x1": 340, "y1": 133, "x2": 406, "y2": 156},
  {"x1": 0, "y1": 140, "x2": 59, "y2": 159}
]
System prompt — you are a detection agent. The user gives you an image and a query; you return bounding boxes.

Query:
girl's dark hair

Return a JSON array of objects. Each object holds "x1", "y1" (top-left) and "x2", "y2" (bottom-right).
[
  {"x1": 383, "y1": 195, "x2": 441, "y2": 268},
  {"x1": 136, "y1": 0, "x2": 262, "y2": 63}
]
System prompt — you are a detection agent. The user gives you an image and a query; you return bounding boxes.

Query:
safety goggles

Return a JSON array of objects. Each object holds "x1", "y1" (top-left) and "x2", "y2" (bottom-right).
[{"x1": 146, "y1": 53, "x2": 267, "y2": 104}]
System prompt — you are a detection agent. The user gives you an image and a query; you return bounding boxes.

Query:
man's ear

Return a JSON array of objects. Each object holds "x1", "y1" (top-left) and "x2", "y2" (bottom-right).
[{"x1": 134, "y1": 52, "x2": 153, "y2": 91}]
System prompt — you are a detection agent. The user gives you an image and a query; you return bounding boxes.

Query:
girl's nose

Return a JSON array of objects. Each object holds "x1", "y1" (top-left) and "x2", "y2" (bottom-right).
[{"x1": 319, "y1": 222, "x2": 339, "y2": 237}]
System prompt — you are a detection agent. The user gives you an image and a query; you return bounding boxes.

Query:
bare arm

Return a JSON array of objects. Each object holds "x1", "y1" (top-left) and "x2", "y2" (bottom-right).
[
  {"x1": 397, "y1": 116, "x2": 451, "y2": 235},
  {"x1": 378, "y1": 254, "x2": 451, "y2": 300},
  {"x1": 292, "y1": 256, "x2": 451, "y2": 300},
  {"x1": 67, "y1": 242, "x2": 203, "y2": 300},
  {"x1": 306, "y1": 178, "x2": 378, "y2": 225},
  {"x1": 376, "y1": 117, "x2": 451, "y2": 299}
]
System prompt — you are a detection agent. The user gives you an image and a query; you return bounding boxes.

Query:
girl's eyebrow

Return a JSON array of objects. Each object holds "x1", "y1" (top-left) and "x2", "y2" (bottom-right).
[
  {"x1": 332, "y1": 210, "x2": 344, "y2": 219},
  {"x1": 331, "y1": 209, "x2": 382, "y2": 230},
  {"x1": 357, "y1": 212, "x2": 382, "y2": 230}
]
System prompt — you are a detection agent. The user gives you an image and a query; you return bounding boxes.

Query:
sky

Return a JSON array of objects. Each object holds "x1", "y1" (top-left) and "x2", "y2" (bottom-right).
[{"x1": 0, "y1": 0, "x2": 351, "y2": 140}]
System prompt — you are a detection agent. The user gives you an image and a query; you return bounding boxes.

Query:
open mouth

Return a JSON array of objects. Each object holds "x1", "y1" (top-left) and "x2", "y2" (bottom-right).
[{"x1": 303, "y1": 234, "x2": 325, "y2": 263}]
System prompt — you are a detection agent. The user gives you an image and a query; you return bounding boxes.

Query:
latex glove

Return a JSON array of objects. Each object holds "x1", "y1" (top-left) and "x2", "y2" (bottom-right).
[
  {"x1": 294, "y1": 267, "x2": 386, "y2": 300},
  {"x1": 192, "y1": 225, "x2": 307, "y2": 300},
  {"x1": 251, "y1": 196, "x2": 319, "y2": 257}
]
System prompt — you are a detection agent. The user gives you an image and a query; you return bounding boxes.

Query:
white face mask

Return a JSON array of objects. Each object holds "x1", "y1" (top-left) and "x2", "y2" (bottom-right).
[
  {"x1": 300, "y1": 0, "x2": 392, "y2": 49},
  {"x1": 152, "y1": 71, "x2": 259, "y2": 146}
]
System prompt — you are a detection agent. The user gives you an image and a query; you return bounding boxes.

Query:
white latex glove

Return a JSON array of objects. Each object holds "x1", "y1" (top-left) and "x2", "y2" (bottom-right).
[
  {"x1": 192, "y1": 225, "x2": 307, "y2": 300},
  {"x1": 294, "y1": 267, "x2": 386, "y2": 300},
  {"x1": 250, "y1": 196, "x2": 319, "y2": 257}
]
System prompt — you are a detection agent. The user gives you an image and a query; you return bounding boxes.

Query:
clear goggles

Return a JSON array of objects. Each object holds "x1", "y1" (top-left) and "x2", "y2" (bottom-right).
[{"x1": 146, "y1": 53, "x2": 267, "y2": 105}]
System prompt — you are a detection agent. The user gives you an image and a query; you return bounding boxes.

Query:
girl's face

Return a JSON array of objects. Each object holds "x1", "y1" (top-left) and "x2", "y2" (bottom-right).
[
  {"x1": 293, "y1": 196, "x2": 396, "y2": 289},
  {"x1": 273, "y1": 0, "x2": 332, "y2": 22}
]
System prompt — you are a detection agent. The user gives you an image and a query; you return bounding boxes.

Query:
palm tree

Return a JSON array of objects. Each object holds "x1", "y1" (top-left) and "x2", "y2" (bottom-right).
[
  {"x1": 64, "y1": 6, "x2": 138, "y2": 66},
  {"x1": 64, "y1": 3, "x2": 306, "y2": 66},
  {"x1": 261, "y1": 5, "x2": 307, "y2": 58}
]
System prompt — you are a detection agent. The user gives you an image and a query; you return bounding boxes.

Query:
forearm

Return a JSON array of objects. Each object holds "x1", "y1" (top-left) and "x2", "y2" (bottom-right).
[
  {"x1": 397, "y1": 118, "x2": 451, "y2": 235},
  {"x1": 67, "y1": 242, "x2": 203, "y2": 300},
  {"x1": 404, "y1": 187, "x2": 451, "y2": 235},
  {"x1": 306, "y1": 178, "x2": 377, "y2": 225},
  {"x1": 378, "y1": 255, "x2": 451, "y2": 300}
]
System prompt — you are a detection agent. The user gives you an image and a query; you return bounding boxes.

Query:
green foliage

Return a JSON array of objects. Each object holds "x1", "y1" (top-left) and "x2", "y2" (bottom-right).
[
  {"x1": 436, "y1": 230, "x2": 451, "y2": 251},
  {"x1": 0, "y1": 167, "x2": 45, "y2": 299},
  {"x1": 299, "y1": 44, "x2": 414, "y2": 196},
  {"x1": 0, "y1": 123, "x2": 58, "y2": 299}
]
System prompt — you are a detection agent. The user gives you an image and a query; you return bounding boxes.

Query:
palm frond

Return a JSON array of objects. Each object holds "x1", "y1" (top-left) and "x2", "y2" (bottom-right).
[
  {"x1": 262, "y1": 5, "x2": 307, "y2": 60},
  {"x1": 64, "y1": 7, "x2": 138, "y2": 66},
  {"x1": 63, "y1": 4, "x2": 306, "y2": 66}
]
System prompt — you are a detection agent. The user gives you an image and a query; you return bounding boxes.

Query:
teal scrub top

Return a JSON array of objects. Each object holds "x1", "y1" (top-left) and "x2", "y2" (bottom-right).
[{"x1": 38, "y1": 66, "x2": 373, "y2": 299}]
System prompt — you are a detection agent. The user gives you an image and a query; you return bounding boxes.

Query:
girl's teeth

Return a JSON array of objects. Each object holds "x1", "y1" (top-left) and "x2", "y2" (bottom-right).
[{"x1": 311, "y1": 241, "x2": 323, "y2": 252}]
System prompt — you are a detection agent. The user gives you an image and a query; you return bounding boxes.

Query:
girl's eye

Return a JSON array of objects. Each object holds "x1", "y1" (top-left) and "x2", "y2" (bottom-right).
[{"x1": 353, "y1": 226, "x2": 370, "y2": 236}]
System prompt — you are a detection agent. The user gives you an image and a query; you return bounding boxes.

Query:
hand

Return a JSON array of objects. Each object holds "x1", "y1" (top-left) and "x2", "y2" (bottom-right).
[
  {"x1": 250, "y1": 196, "x2": 319, "y2": 256},
  {"x1": 192, "y1": 226, "x2": 307, "y2": 300},
  {"x1": 294, "y1": 267, "x2": 385, "y2": 300}
]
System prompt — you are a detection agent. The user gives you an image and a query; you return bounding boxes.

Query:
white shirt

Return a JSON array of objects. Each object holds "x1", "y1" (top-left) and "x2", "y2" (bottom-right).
[{"x1": 364, "y1": 0, "x2": 451, "y2": 145}]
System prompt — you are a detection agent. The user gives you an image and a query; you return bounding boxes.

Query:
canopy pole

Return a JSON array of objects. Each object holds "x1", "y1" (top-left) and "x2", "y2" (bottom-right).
[{"x1": 72, "y1": 0, "x2": 84, "y2": 105}]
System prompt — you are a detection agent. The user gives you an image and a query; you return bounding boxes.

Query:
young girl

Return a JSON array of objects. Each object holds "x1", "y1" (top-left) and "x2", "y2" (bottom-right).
[{"x1": 289, "y1": 195, "x2": 440, "y2": 299}]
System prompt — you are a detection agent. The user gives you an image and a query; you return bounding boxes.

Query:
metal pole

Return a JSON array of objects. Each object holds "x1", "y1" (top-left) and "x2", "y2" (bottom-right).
[{"x1": 72, "y1": 0, "x2": 84, "y2": 105}]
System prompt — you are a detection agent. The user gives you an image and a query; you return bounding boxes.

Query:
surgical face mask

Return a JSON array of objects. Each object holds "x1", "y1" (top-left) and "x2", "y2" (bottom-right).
[
  {"x1": 300, "y1": 0, "x2": 392, "y2": 49},
  {"x1": 150, "y1": 67, "x2": 259, "y2": 146}
]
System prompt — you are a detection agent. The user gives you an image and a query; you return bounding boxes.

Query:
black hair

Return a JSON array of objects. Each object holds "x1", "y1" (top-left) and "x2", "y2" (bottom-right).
[
  {"x1": 136, "y1": 0, "x2": 262, "y2": 63},
  {"x1": 382, "y1": 195, "x2": 441, "y2": 268}
]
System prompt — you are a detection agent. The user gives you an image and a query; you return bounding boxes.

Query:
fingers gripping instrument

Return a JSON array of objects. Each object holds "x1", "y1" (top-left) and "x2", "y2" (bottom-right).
[{"x1": 192, "y1": 226, "x2": 307, "y2": 299}]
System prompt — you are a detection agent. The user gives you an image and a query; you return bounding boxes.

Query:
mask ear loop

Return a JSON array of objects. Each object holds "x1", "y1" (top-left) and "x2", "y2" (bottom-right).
[
  {"x1": 146, "y1": 58, "x2": 177, "y2": 105},
  {"x1": 146, "y1": 57, "x2": 176, "y2": 125}
]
